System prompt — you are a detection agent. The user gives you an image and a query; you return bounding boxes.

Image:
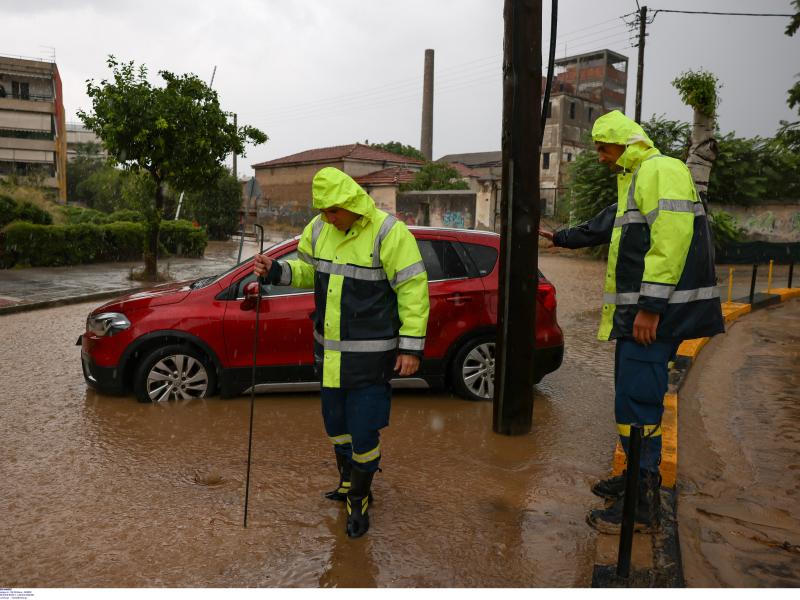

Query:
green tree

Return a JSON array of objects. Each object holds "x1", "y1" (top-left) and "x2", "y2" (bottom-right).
[
  {"x1": 400, "y1": 162, "x2": 469, "y2": 191},
  {"x1": 66, "y1": 142, "x2": 105, "y2": 203},
  {"x1": 184, "y1": 172, "x2": 242, "y2": 240},
  {"x1": 778, "y1": 1, "x2": 800, "y2": 151},
  {"x1": 78, "y1": 57, "x2": 267, "y2": 280},
  {"x1": 370, "y1": 141, "x2": 425, "y2": 161}
]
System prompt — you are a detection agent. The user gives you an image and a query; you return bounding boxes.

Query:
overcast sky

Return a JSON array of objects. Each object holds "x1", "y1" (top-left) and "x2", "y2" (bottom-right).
[{"x1": 3, "y1": 0, "x2": 797, "y2": 176}]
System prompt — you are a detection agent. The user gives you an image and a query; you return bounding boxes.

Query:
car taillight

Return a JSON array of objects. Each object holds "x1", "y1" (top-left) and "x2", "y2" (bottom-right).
[{"x1": 537, "y1": 281, "x2": 557, "y2": 312}]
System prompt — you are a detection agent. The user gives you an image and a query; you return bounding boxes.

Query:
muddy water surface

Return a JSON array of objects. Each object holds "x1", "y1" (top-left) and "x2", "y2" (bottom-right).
[
  {"x1": 0, "y1": 255, "x2": 621, "y2": 587},
  {"x1": 678, "y1": 299, "x2": 800, "y2": 586}
]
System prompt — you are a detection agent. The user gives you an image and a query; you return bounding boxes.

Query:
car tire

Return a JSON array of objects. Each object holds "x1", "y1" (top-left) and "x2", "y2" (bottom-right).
[
  {"x1": 451, "y1": 335, "x2": 496, "y2": 401},
  {"x1": 134, "y1": 344, "x2": 217, "y2": 403}
]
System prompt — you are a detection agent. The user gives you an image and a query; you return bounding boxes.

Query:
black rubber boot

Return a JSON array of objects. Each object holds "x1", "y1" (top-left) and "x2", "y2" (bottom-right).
[
  {"x1": 346, "y1": 465, "x2": 375, "y2": 538},
  {"x1": 591, "y1": 471, "x2": 626, "y2": 500},
  {"x1": 586, "y1": 471, "x2": 662, "y2": 534},
  {"x1": 324, "y1": 452, "x2": 351, "y2": 502}
]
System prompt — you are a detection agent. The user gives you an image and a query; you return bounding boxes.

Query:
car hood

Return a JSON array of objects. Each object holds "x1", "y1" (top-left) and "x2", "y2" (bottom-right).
[{"x1": 94, "y1": 280, "x2": 194, "y2": 313}]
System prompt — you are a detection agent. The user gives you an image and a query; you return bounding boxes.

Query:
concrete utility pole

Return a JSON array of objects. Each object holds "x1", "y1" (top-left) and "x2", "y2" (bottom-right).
[
  {"x1": 494, "y1": 0, "x2": 542, "y2": 436},
  {"x1": 232, "y1": 113, "x2": 238, "y2": 178},
  {"x1": 420, "y1": 49, "x2": 434, "y2": 161},
  {"x1": 634, "y1": 5, "x2": 647, "y2": 122}
]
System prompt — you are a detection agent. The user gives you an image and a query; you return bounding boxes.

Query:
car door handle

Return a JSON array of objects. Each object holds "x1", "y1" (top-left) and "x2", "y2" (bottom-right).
[{"x1": 446, "y1": 295, "x2": 473, "y2": 305}]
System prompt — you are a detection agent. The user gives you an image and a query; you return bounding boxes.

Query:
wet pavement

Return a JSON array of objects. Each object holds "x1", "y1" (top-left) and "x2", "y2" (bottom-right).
[
  {"x1": 677, "y1": 298, "x2": 800, "y2": 587},
  {"x1": 0, "y1": 251, "x2": 620, "y2": 587}
]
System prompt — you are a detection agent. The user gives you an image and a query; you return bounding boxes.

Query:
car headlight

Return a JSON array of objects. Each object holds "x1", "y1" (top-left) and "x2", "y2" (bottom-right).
[{"x1": 87, "y1": 312, "x2": 131, "y2": 337}]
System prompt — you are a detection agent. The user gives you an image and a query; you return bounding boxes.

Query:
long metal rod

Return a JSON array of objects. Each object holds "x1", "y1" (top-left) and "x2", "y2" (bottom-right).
[
  {"x1": 634, "y1": 5, "x2": 647, "y2": 123},
  {"x1": 243, "y1": 224, "x2": 265, "y2": 528},
  {"x1": 617, "y1": 424, "x2": 643, "y2": 578},
  {"x1": 749, "y1": 264, "x2": 758, "y2": 304},
  {"x1": 540, "y1": 0, "x2": 558, "y2": 145}
]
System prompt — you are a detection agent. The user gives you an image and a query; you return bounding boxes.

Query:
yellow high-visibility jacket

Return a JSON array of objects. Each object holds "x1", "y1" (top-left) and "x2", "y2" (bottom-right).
[
  {"x1": 273, "y1": 167, "x2": 429, "y2": 388},
  {"x1": 555, "y1": 110, "x2": 724, "y2": 342}
]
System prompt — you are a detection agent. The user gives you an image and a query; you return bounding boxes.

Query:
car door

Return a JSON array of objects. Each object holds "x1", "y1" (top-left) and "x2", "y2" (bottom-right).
[
  {"x1": 416, "y1": 236, "x2": 488, "y2": 360},
  {"x1": 222, "y1": 246, "x2": 317, "y2": 390}
]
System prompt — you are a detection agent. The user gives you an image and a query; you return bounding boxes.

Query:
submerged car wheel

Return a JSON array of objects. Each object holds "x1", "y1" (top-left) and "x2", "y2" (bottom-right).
[
  {"x1": 134, "y1": 344, "x2": 216, "y2": 403},
  {"x1": 451, "y1": 335, "x2": 496, "y2": 401}
]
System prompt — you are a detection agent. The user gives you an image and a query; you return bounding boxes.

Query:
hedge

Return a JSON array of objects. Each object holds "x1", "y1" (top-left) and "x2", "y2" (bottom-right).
[
  {"x1": 1, "y1": 220, "x2": 207, "y2": 268},
  {"x1": 61, "y1": 205, "x2": 145, "y2": 225},
  {"x1": 0, "y1": 194, "x2": 53, "y2": 228}
]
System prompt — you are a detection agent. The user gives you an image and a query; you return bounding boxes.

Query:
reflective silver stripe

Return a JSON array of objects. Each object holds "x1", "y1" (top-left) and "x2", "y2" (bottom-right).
[
  {"x1": 311, "y1": 218, "x2": 324, "y2": 254},
  {"x1": 353, "y1": 444, "x2": 381, "y2": 464},
  {"x1": 297, "y1": 250, "x2": 316, "y2": 267},
  {"x1": 604, "y1": 286, "x2": 720, "y2": 306},
  {"x1": 315, "y1": 260, "x2": 387, "y2": 281},
  {"x1": 329, "y1": 434, "x2": 352, "y2": 445},
  {"x1": 669, "y1": 286, "x2": 719, "y2": 303},
  {"x1": 640, "y1": 283, "x2": 674, "y2": 299},
  {"x1": 278, "y1": 261, "x2": 292, "y2": 285},
  {"x1": 614, "y1": 211, "x2": 647, "y2": 228},
  {"x1": 644, "y1": 199, "x2": 705, "y2": 226},
  {"x1": 372, "y1": 215, "x2": 397, "y2": 268},
  {"x1": 391, "y1": 260, "x2": 426, "y2": 287},
  {"x1": 399, "y1": 336, "x2": 425, "y2": 351},
  {"x1": 314, "y1": 330, "x2": 398, "y2": 352}
]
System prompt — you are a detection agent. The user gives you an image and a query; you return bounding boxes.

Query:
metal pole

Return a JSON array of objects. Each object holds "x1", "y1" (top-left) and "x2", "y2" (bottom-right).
[
  {"x1": 243, "y1": 224, "x2": 265, "y2": 528},
  {"x1": 232, "y1": 113, "x2": 238, "y2": 178},
  {"x1": 494, "y1": 0, "x2": 542, "y2": 436},
  {"x1": 727, "y1": 267, "x2": 734, "y2": 304},
  {"x1": 634, "y1": 6, "x2": 647, "y2": 123},
  {"x1": 767, "y1": 259, "x2": 774, "y2": 293},
  {"x1": 617, "y1": 424, "x2": 643, "y2": 579},
  {"x1": 789, "y1": 261, "x2": 794, "y2": 289},
  {"x1": 749, "y1": 264, "x2": 758, "y2": 305}
]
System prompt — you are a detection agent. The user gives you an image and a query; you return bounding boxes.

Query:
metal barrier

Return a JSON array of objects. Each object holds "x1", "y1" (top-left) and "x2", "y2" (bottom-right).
[{"x1": 616, "y1": 424, "x2": 643, "y2": 579}]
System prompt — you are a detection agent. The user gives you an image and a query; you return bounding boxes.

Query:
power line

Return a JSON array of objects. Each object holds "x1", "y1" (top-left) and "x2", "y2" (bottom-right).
[{"x1": 652, "y1": 9, "x2": 794, "y2": 18}]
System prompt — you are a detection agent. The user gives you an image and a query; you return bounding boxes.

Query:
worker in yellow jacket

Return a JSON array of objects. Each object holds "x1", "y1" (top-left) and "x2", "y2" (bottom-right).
[
  {"x1": 540, "y1": 110, "x2": 724, "y2": 534},
  {"x1": 254, "y1": 167, "x2": 429, "y2": 538}
]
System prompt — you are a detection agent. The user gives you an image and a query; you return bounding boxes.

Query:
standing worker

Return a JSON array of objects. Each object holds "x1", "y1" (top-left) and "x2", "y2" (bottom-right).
[
  {"x1": 254, "y1": 167, "x2": 429, "y2": 538},
  {"x1": 539, "y1": 110, "x2": 724, "y2": 533}
]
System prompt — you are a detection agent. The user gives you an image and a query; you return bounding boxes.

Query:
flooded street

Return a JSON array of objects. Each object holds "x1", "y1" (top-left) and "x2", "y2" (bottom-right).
[
  {"x1": 1, "y1": 255, "x2": 626, "y2": 586},
  {"x1": 678, "y1": 299, "x2": 800, "y2": 587}
]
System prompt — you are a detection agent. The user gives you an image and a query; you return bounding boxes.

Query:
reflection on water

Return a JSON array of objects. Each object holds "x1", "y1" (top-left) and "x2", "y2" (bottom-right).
[{"x1": 1, "y1": 257, "x2": 620, "y2": 587}]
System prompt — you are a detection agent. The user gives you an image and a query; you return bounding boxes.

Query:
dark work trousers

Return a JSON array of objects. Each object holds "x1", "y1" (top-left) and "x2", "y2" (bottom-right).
[
  {"x1": 321, "y1": 382, "x2": 392, "y2": 474},
  {"x1": 614, "y1": 338, "x2": 680, "y2": 475}
]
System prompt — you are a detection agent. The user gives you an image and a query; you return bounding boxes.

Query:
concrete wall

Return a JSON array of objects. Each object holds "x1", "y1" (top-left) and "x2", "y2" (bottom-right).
[
  {"x1": 396, "y1": 190, "x2": 476, "y2": 229},
  {"x1": 366, "y1": 185, "x2": 397, "y2": 214},
  {"x1": 716, "y1": 203, "x2": 800, "y2": 242}
]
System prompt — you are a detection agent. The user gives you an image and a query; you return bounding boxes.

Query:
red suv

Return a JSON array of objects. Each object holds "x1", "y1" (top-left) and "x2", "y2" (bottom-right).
[{"x1": 79, "y1": 227, "x2": 563, "y2": 402}]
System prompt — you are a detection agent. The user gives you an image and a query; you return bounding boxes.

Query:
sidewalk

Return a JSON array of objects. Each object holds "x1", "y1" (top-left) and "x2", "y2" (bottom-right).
[{"x1": 0, "y1": 238, "x2": 277, "y2": 315}]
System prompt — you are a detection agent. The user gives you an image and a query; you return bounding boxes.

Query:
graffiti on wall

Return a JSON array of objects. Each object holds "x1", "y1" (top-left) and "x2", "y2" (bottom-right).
[{"x1": 442, "y1": 211, "x2": 466, "y2": 229}]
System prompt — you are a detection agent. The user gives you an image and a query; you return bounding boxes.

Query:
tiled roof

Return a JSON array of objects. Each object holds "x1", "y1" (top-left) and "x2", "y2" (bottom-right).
[
  {"x1": 252, "y1": 143, "x2": 425, "y2": 169},
  {"x1": 353, "y1": 167, "x2": 418, "y2": 186},
  {"x1": 448, "y1": 162, "x2": 481, "y2": 178},
  {"x1": 436, "y1": 151, "x2": 502, "y2": 167}
]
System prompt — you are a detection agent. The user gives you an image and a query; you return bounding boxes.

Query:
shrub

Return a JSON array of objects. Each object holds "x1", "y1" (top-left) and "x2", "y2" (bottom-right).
[
  {"x1": 108, "y1": 209, "x2": 144, "y2": 223},
  {"x1": 0, "y1": 196, "x2": 53, "y2": 228},
  {"x1": 160, "y1": 220, "x2": 207, "y2": 257}
]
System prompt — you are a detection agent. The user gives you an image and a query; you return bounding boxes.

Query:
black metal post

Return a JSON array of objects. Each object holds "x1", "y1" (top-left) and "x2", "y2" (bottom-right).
[
  {"x1": 634, "y1": 6, "x2": 647, "y2": 123},
  {"x1": 616, "y1": 424, "x2": 643, "y2": 579},
  {"x1": 749, "y1": 264, "x2": 758, "y2": 304},
  {"x1": 494, "y1": 0, "x2": 542, "y2": 436},
  {"x1": 789, "y1": 261, "x2": 794, "y2": 289}
]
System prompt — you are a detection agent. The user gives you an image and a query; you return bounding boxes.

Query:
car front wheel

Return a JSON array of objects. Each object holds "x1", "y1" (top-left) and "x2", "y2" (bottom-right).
[
  {"x1": 451, "y1": 335, "x2": 496, "y2": 401},
  {"x1": 134, "y1": 344, "x2": 216, "y2": 403}
]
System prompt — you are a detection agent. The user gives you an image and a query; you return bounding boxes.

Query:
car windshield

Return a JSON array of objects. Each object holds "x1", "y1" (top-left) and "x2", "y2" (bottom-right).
[{"x1": 189, "y1": 240, "x2": 283, "y2": 289}]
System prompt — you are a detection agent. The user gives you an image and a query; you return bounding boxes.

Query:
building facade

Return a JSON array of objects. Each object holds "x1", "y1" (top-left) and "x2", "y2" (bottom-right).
[{"x1": 0, "y1": 56, "x2": 67, "y2": 201}]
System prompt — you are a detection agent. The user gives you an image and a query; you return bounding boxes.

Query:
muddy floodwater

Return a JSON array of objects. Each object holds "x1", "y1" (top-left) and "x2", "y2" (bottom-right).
[
  {"x1": 678, "y1": 299, "x2": 800, "y2": 587},
  {"x1": 0, "y1": 253, "x2": 683, "y2": 586}
]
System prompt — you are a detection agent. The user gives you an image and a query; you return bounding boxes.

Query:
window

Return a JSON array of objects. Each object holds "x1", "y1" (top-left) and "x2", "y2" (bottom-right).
[
  {"x1": 569, "y1": 101, "x2": 576, "y2": 120},
  {"x1": 546, "y1": 101, "x2": 552, "y2": 119},
  {"x1": 417, "y1": 240, "x2": 468, "y2": 281},
  {"x1": 542, "y1": 153, "x2": 550, "y2": 170},
  {"x1": 462, "y1": 243, "x2": 498, "y2": 277},
  {"x1": 588, "y1": 107, "x2": 594, "y2": 121},
  {"x1": 234, "y1": 250, "x2": 313, "y2": 298},
  {"x1": 566, "y1": 153, "x2": 572, "y2": 162},
  {"x1": 11, "y1": 81, "x2": 30, "y2": 100}
]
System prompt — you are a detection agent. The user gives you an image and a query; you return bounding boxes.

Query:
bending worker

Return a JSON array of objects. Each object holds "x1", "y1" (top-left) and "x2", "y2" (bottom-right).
[
  {"x1": 254, "y1": 167, "x2": 429, "y2": 538},
  {"x1": 539, "y1": 110, "x2": 724, "y2": 534}
]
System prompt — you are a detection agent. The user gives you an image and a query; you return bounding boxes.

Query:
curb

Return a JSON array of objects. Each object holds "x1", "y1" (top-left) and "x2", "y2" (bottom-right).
[
  {"x1": 0, "y1": 286, "x2": 146, "y2": 316},
  {"x1": 592, "y1": 290, "x2": 798, "y2": 587}
]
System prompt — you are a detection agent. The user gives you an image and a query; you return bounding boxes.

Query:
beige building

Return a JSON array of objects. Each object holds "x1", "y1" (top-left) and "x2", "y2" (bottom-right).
[
  {"x1": 66, "y1": 122, "x2": 107, "y2": 162},
  {"x1": 0, "y1": 55, "x2": 67, "y2": 201},
  {"x1": 250, "y1": 143, "x2": 424, "y2": 232}
]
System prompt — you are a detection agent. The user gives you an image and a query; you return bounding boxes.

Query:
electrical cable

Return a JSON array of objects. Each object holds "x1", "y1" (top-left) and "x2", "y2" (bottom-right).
[{"x1": 541, "y1": 0, "x2": 558, "y2": 145}]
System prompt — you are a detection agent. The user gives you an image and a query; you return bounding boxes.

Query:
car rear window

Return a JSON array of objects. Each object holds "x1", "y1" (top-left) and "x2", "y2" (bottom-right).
[
  {"x1": 462, "y1": 242, "x2": 498, "y2": 276},
  {"x1": 417, "y1": 240, "x2": 468, "y2": 281}
]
